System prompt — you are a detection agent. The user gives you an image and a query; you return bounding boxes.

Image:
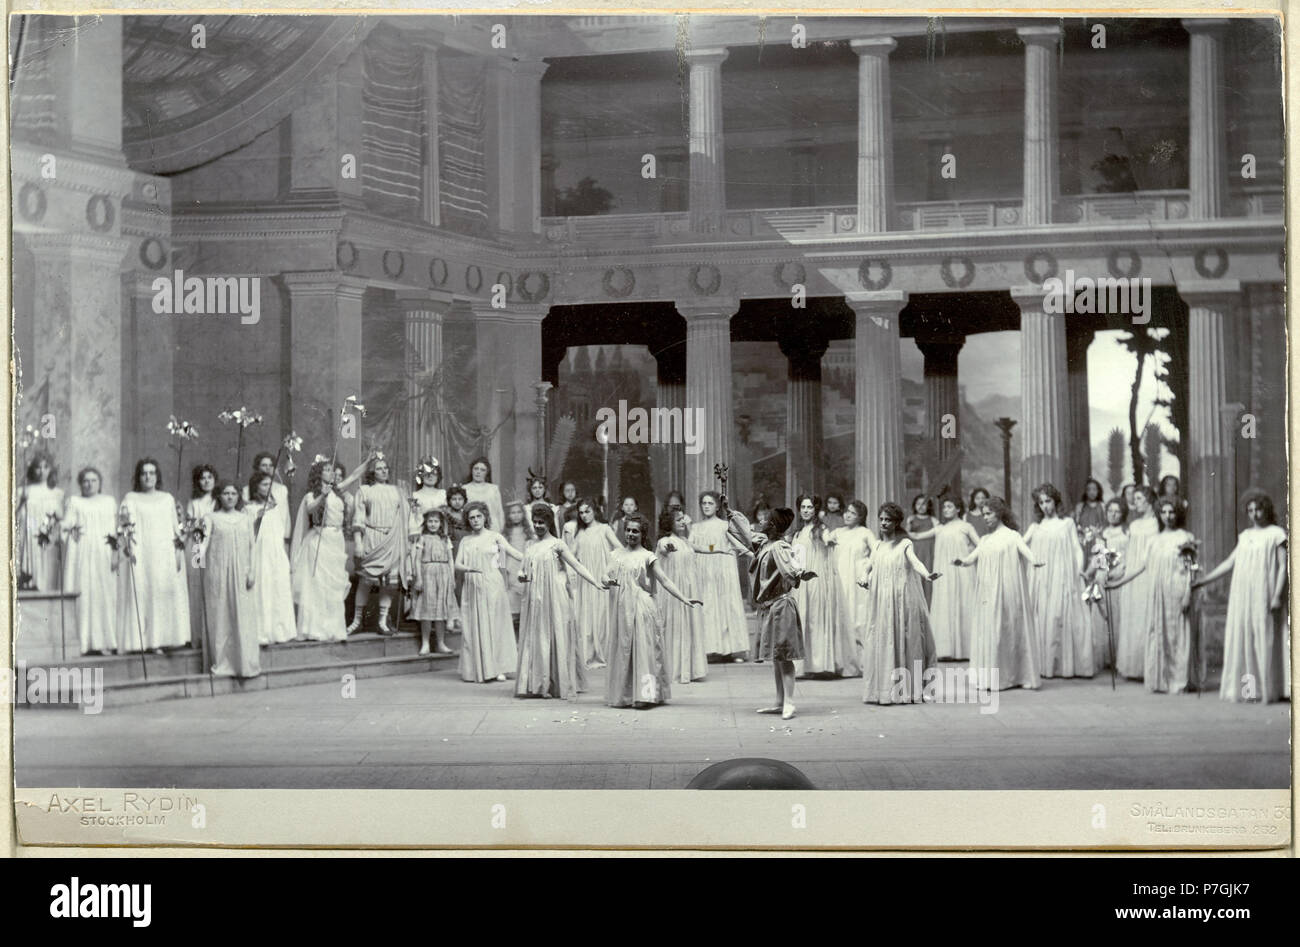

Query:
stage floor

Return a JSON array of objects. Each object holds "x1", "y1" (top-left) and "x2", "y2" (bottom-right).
[{"x1": 14, "y1": 633, "x2": 1291, "y2": 791}]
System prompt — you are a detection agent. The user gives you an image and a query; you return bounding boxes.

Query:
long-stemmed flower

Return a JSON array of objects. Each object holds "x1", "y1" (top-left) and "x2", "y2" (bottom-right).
[
  {"x1": 166, "y1": 415, "x2": 200, "y2": 494},
  {"x1": 219, "y1": 406, "x2": 264, "y2": 479}
]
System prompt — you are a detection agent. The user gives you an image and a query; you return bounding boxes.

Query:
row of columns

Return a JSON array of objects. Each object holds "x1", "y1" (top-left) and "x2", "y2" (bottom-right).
[{"x1": 679, "y1": 20, "x2": 1234, "y2": 234}]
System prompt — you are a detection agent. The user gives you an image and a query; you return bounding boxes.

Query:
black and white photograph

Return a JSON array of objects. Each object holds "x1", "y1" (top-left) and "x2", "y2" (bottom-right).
[{"x1": 7, "y1": 10, "x2": 1290, "y2": 848}]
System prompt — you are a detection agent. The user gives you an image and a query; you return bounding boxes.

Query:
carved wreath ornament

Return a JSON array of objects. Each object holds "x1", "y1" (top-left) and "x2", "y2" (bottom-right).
[
  {"x1": 602, "y1": 266, "x2": 635, "y2": 298},
  {"x1": 517, "y1": 271, "x2": 550, "y2": 303},
  {"x1": 940, "y1": 257, "x2": 975, "y2": 289},
  {"x1": 688, "y1": 264, "x2": 722, "y2": 296},
  {"x1": 858, "y1": 259, "x2": 892, "y2": 291}
]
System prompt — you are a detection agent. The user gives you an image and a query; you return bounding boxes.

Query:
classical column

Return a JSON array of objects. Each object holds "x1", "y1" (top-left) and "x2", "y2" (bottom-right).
[
  {"x1": 1065, "y1": 325, "x2": 1095, "y2": 505},
  {"x1": 121, "y1": 270, "x2": 176, "y2": 492},
  {"x1": 1012, "y1": 285, "x2": 1069, "y2": 525},
  {"x1": 1183, "y1": 19, "x2": 1229, "y2": 220},
  {"x1": 26, "y1": 234, "x2": 129, "y2": 495},
  {"x1": 38, "y1": 14, "x2": 123, "y2": 161},
  {"x1": 685, "y1": 48, "x2": 728, "y2": 234},
  {"x1": 846, "y1": 291, "x2": 908, "y2": 511},
  {"x1": 678, "y1": 299, "x2": 738, "y2": 506},
  {"x1": 418, "y1": 36, "x2": 443, "y2": 227},
  {"x1": 282, "y1": 272, "x2": 368, "y2": 473},
  {"x1": 1243, "y1": 283, "x2": 1286, "y2": 506},
  {"x1": 1017, "y1": 25, "x2": 1060, "y2": 226},
  {"x1": 470, "y1": 302, "x2": 549, "y2": 493},
  {"x1": 851, "y1": 37, "x2": 897, "y2": 234},
  {"x1": 653, "y1": 343, "x2": 688, "y2": 498},
  {"x1": 1180, "y1": 280, "x2": 1239, "y2": 576},
  {"x1": 916, "y1": 335, "x2": 964, "y2": 499},
  {"x1": 397, "y1": 291, "x2": 452, "y2": 471},
  {"x1": 777, "y1": 329, "x2": 829, "y2": 503}
]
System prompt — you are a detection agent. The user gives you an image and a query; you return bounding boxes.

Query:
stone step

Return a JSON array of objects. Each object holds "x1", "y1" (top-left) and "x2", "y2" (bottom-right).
[
  {"x1": 24, "y1": 632, "x2": 429, "y2": 685},
  {"x1": 18, "y1": 651, "x2": 455, "y2": 709}
]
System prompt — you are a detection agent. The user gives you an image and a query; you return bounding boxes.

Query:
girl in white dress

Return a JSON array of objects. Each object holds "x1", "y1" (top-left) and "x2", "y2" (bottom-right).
[
  {"x1": 826, "y1": 500, "x2": 877, "y2": 660},
  {"x1": 1195, "y1": 493, "x2": 1289, "y2": 703},
  {"x1": 117, "y1": 458, "x2": 191, "y2": 653},
  {"x1": 1083, "y1": 498, "x2": 1130, "y2": 671},
  {"x1": 18, "y1": 452, "x2": 64, "y2": 591},
  {"x1": 456, "y1": 501, "x2": 525, "y2": 682},
  {"x1": 62, "y1": 467, "x2": 118, "y2": 654},
  {"x1": 1116, "y1": 486, "x2": 1159, "y2": 680},
  {"x1": 953, "y1": 498, "x2": 1044, "y2": 691},
  {"x1": 790, "y1": 495, "x2": 856, "y2": 677},
  {"x1": 245, "y1": 472, "x2": 296, "y2": 645},
  {"x1": 290, "y1": 460, "x2": 364, "y2": 643},
  {"x1": 184, "y1": 465, "x2": 217, "y2": 651},
  {"x1": 462, "y1": 456, "x2": 505, "y2": 544},
  {"x1": 1024, "y1": 483, "x2": 1094, "y2": 678},
  {"x1": 407, "y1": 456, "x2": 448, "y2": 540},
  {"x1": 200, "y1": 481, "x2": 260, "y2": 678},
  {"x1": 655, "y1": 506, "x2": 708, "y2": 683},
  {"x1": 688, "y1": 491, "x2": 751, "y2": 661},
  {"x1": 515, "y1": 502, "x2": 606, "y2": 700},
  {"x1": 502, "y1": 500, "x2": 535, "y2": 636},
  {"x1": 909, "y1": 495, "x2": 980, "y2": 660},
  {"x1": 408, "y1": 509, "x2": 459, "y2": 655},
  {"x1": 571, "y1": 499, "x2": 621, "y2": 667},
  {"x1": 603, "y1": 513, "x2": 701, "y2": 709}
]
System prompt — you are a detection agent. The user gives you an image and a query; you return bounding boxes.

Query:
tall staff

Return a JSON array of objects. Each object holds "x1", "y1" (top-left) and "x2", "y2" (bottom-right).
[{"x1": 315, "y1": 395, "x2": 366, "y2": 575}]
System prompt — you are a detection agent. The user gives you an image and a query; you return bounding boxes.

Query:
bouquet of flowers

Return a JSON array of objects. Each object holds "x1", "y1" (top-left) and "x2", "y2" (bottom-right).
[
  {"x1": 1177, "y1": 538, "x2": 1200, "y2": 574},
  {"x1": 35, "y1": 510, "x2": 61, "y2": 548},
  {"x1": 218, "y1": 406, "x2": 263, "y2": 428},
  {"x1": 107, "y1": 512, "x2": 138, "y2": 565},
  {"x1": 1081, "y1": 528, "x2": 1122, "y2": 604},
  {"x1": 176, "y1": 510, "x2": 208, "y2": 549}
]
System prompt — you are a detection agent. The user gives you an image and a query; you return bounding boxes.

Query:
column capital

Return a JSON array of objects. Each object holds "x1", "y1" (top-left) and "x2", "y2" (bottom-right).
[
  {"x1": 845, "y1": 290, "x2": 908, "y2": 315},
  {"x1": 469, "y1": 300, "x2": 550, "y2": 324},
  {"x1": 1181, "y1": 18, "x2": 1231, "y2": 35},
  {"x1": 916, "y1": 335, "x2": 966, "y2": 359},
  {"x1": 507, "y1": 58, "x2": 551, "y2": 82},
  {"x1": 675, "y1": 298, "x2": 739, "y2": 321},
  {"x1": 25, "y1": 232, "x2": 131, "y2": 269},
  {"x1": 1016, "y1": 25, "x2": 1062, "y2": 45},
  {"x1": 683, "y1": 47, "x2": 729, "y2": 67},
  {"x1": 777, "y1": 331, "x2": 831, "y2": 363},
  {"x1": 281, "y1": 270, "x2": 368, "y2": 299},
  {"x1": 850, "y1": 37, "x2": 897, "y2": 57},
  {"x1": 1010, "y1": 284, "x2": 1053, "y2": 311},
  {"x1": 1178, "y1": 279, "x2": 1242, "y2": 307}
]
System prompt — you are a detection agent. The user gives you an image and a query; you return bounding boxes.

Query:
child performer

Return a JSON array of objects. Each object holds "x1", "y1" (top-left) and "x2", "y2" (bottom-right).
[
  {"x1": 909, "y1": 494, "x2": 980, "y2": 660},
  {"x1": 571, "y1": 499, "x2": 621, "y2": 667},
  {"x1": 62, "y1": 467, "x2": 118, "y2": 654},
  {"x1": 199, "y1": 481, "x2": 260, "y2": 678},
  {"x1": 953, "y1": 497, "x2": 1044, "y2": 691},
  {"x1": 19, "y1": 451, "x2": 64, "y2": 591},
  {"x1": 502, "y1": 499, "x2": 535, "y2": 637},
  {"x1": 515, "y1": 502, "x2": 606, "y2": 699},
  {"x1": 859, "y1": 503, "x2": 940, "y2": 704},
  {"x1": 408, "y1": 509, "x2": 458, "y2": 655},
  {"x1": 603, "y1": 513, "x2": 699, "y2": 709},
  {"x1": 348, "y1": 455, "x2": 410, "y2": 635},
  {"x1": 1024, "y1": 483, "x2": 1093, "y2": 679},
  {"x1": 1194, "y1": 493, "x2": 1289, "y2": 703},
  {"x1": 727, "y1": 505, "x2": 814, "y2": 721},
  {"x1": 455, "y1": 501, "x2": 524, "y2": 682},
  {"x1": 655, "y1": 506, "x2": 708, "y2": 684},
  {"x1": 408, "y1": 457, "x2": 447, "y2": 539}
]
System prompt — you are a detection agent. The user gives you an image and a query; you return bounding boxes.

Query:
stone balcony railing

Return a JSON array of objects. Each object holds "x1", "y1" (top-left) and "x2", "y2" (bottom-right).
[{"x1": 540, "y1": 186, "x2": 1283, "y2": 245}]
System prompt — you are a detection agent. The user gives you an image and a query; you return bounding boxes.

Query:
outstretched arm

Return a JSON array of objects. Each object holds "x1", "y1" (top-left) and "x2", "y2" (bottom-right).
[
  {"x1": 904, "y1": 540, "x2": 939, "y2": 581},
  {"x1": 1014, "y1": 534, "x2": 1044, "y2": 568},
  {"x1": 649, "y1": 559, "x2": 699, "y2": 607},
  {"x1": 558, "y1": 543, "x2": 607, "y2": 589},
  {"x1": 1192, "y1": 547, "x2": 1237, "y2": 588}
]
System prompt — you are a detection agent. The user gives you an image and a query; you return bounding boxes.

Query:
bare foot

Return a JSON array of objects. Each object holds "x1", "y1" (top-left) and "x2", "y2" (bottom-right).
[
  {"x1": 781, "y1": 704, "x2": 796, "y2": 720},
  {"x1": 418, "y1": 644, "x2": 430, "y2": 655},
  {"x1": 435, "y1": 645, "x2": 454, "y2": 654},
  {"x1": 495, "y1": 674, "x2": 506, "y2": 682},
  {"x1": 756, "y1": 706, "x2": 782, "y2": 715}
]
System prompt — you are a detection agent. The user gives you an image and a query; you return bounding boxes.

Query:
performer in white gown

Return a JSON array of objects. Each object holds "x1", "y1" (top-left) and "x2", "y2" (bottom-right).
[
  {"x1": 1116, "y1": 486, "x2": 1160, "y2": 680},
  {"x1": 62, "y1": 467, "x2": 118, "y2": 654},
  {"x1": 570, "y1": 500, "x2": 621, "y2": 667},
  {"x1": 462, "y1": 456, "x2": 505, "y2": 544},
  {"x1": 200, "y1": 481, "x2": 260, "y2": 678},
  {"x1": 407, "y1": 456, "x2": 447, "y2": 539},
  {"x1": 515, "y1": 502, "x2": 605, "y2": 700},
  {"x1": 348, "y1": 456, "x2": 410, "y2": 635},
  {"x1": 655, "y1": 507, "x2": 708, "y2": 684},
  {"x1": 184, "y1": 465, "x2": 218, "y2": 652},
  {"x1": 18, "y1": 452, "x2": 64, "y2": 592},
  {"x1": 688, "y1": 492, "x2": 751, "y2": 660},
  {"x1": 1195, "y1": 493, "x2": 1289, "y2": 703},
  {"x1": 290, "y1": 460, "x2": 364, "y2": 643},
  {"x1": 1024, "y1": 483, "x2": 1094, "y2": 679},
  {"x1": 790, "y1": 495, "x2": 856, "y2": 677},
  {"x1": 909, "y1": 495, "x2": 979, "y2": 660},
  {"x1": 245, "y1": 472, "x2": 296, "y2": 645},
  {"x1": 826, "y1": 499, "x2": 877, "y2": 661},
  {"x1": 116, "y1": 458, "x2": 191, "y2": 652},
  {"x1": 953, "y1": 497, "x2": 1043, "y2": 691},
  {"x1": 456, "y1": 501, "x2": 525, "y2": 682}
]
